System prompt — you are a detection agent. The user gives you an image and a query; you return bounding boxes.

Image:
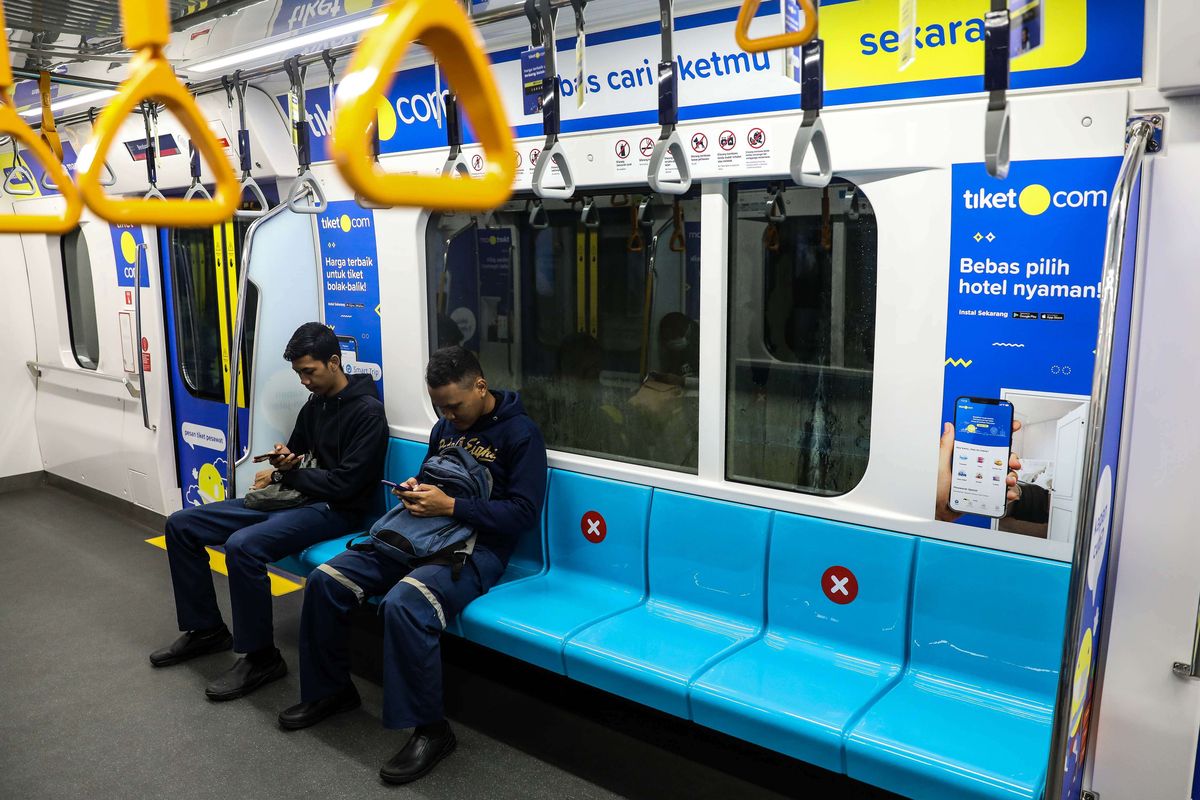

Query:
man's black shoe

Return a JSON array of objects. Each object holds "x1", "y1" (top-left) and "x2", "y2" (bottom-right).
[
  {"x1": 379, "y1": 722, "x2": 457, "y2": 785},
  {"x1": 204, "y1": 652, "x2": 287, "y2": 701},
  {"x1": 278, "y1": 683, "x2": 361, "y2": 730},
  {"x1": 149, "y1": 626, "x2": 233, "y2": 668}
]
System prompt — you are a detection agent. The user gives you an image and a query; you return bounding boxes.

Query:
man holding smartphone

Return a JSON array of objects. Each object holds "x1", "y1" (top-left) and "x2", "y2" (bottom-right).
[
  {"x1": 279, "y1": 346, "x2": 547, "y2": 786},
  {"x1": 150, "y1": 322, "x2": 389, "y2": 703}
]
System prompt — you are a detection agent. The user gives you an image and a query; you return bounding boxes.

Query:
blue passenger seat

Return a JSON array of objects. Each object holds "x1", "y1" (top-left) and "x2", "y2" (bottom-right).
[
  {"x1": 459, "y1": 470, "x2": 651, "y2": 672},
  {"x1": 689, "y1": 515, "x2": 915, "y2": 773},
  {"x1": 561, "y1": 490, "x2": 770, "y2": 718},
  {"x1": 844, "y1": 539, "x2": 1069, "y2": 800}
]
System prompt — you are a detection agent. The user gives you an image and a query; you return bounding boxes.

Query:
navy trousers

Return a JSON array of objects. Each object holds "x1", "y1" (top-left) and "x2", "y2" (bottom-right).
[
  {"x1": 299, "y1": 546, "x2": 505, "y2": 729},
  {"x1": 164, "y1": 499, "x2": 364, "y2": 654}
]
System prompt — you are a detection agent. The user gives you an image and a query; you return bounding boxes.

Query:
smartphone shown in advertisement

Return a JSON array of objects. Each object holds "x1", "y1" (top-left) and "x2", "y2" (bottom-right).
[
  {"x1": 336, "y1": 334, "x2": 358, "y2": 373},
  {"x1": 949, "y1": 396, "x2": 1015, "y2": 518}
]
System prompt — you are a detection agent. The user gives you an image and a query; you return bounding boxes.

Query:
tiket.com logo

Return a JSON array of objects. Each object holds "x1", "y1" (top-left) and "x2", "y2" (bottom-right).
[
  {"x1": 322, "y1": 214, "x2": 372, "y2": 232},
  {"x1": 285, "y1": 0, "x2": 374, "y2": 32},
  {"x1": 962, "y1": 183, "x2": 1109, "y2": 215}
]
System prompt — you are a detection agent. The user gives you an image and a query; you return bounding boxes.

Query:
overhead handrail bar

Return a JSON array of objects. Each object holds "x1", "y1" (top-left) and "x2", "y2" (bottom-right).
[
  {"x1": 0, "y1": 1, "x2": 81, "y2": 230},
  {"x1": 647, "y1": 0, "x2": 691, "y2": 195},
  {"x1": 527, "y1": 0, "x2": 576, "y2": 200},
  {"x1": 735, "y1": 0, "x2": 817, "y2": 52},
  {"x1": 133, "y1": 241, "x2": 155, "y2": 430},
  {"x1": 86, "y1": 108, "x2": 117, "y2": 187},
  {"x1": 76, "y1": 0, "x2": 238, "y2": 227},
  {"x1": 790, "y1": 16, "x2": 832, "y2": 188},
  {"x1": 528, "y1": 198, "x2": 549, "y2": 230},
  {"x1": 229, "y1": 74, "x2": 269, "y2": 218},
  {"x1": 284, "y1": 57, "x2": 327, "y2": 215},
  {"x1": 580, "y1": 195, "x2": 599, "y2": 228},
  {"x1": 1043, "y1": 117, "x2": 1155, "y2": 800},
  {"x1": 183, "y1": 140, "x2": 212, "y2": 200},
  {"x1": 332, "y1": 0, "x2": 516, "y2": 211},
  {"x1": 984, "y1": 0, "x2": 1011, "y2": 179}
]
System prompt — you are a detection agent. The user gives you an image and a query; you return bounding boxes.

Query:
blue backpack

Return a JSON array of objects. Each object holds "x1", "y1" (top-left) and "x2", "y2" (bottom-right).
[{"x1": 355, "y1": 446, "x2": 493, "y2": 579}]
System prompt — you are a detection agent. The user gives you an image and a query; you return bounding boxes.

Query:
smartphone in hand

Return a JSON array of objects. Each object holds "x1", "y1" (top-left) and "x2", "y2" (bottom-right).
[{"x1": 948, "y1": 397, "x2": 1015, "y2": 518}]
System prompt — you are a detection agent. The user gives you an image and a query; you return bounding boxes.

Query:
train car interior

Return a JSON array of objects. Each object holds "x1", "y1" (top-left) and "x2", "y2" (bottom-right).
[{"x1": 1, "y1": 1, "x2": 1199, "y2": 798}]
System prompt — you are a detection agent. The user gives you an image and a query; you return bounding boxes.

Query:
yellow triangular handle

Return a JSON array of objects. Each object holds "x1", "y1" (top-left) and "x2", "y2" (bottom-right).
[
  {"x1": 0, "y1": 97, "x2": 82, "y2": 233},
  {"x1": 38, "y1": 72, "x2": 64, "y2": 163},
  {"x1": 332, "y1": 0, "x2": 516, "y2": 211},
  {"x1": 735, "y1": 0, "x2": 817, "y2": 53},
  {"x1": 76, "y1": 0, "x2": 239, "y2": 227},
  {"x1": 0, "y1": 2, "x2": 81, "y2": 233}
]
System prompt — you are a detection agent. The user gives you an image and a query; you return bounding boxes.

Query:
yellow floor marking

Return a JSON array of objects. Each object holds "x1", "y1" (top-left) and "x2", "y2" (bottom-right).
[{"x1": 146, "y1": 536, "x2": 303, "y2": 597}]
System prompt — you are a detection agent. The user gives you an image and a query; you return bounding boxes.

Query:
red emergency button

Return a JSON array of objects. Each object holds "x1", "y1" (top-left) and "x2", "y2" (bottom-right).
[
  {"x1": 581, "y1": 511, "x2": 606, "y2": 544},
  {"x1": 822, "y1": 566, "x2": 858, "y2": 605}
]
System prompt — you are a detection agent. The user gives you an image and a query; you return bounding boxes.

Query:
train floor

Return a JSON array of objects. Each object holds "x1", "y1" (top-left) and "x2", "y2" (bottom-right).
[{"x1": 0, "y1": 482, "x2": 904, "y2": 800}]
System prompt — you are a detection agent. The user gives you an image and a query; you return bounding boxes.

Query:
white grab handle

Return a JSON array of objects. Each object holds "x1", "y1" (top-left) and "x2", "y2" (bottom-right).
[
  {"x1": 532, "y1": 139, "x2": 576, "y2": 200},
  {"x1": 647, "y1": 128, "x2": 691, "y2": 195},
  {"x1": 287, "y1": 170, "x2": 328, "y2": 215},
  {"x1": 790, "y1": 115, "x2": 832, "y2": 189}
]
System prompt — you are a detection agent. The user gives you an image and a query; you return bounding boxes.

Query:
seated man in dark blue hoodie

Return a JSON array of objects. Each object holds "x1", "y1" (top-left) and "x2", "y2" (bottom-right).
[
  {"x1": 150, "y1": 322, "x2": 389, "y2": 703},
  {"x1": 281, "y1": 346, "x2": 547, "y2": 785}
]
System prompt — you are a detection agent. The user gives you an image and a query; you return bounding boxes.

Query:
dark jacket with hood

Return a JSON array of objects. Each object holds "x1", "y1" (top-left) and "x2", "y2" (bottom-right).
[
  {"x1": 281, "y1": 373, "x2": 389, "y2": 515},
  {"x1": 425, "y1": 390, "x2": 547, "y2": 564}
]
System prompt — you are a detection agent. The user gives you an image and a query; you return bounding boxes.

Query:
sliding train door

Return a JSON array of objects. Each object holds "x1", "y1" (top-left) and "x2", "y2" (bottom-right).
[{"x1": 159, "y1": 219, "x2": 258, "y2": 508}]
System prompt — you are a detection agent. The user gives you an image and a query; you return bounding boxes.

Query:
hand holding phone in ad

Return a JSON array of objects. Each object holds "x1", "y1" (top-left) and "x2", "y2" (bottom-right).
[{"x1": 936, "y1": 400, "x2": 1023, "y2": 522}]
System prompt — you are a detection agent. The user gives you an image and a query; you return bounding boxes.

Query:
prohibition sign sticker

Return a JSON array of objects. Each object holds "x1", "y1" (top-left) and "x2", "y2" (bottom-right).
[
  {"x1": 821, "y1": 566, "x2": 858, "y2": 604},
  {"x1": 581, "y1": 511, "x2": 607, "y2": 543}
]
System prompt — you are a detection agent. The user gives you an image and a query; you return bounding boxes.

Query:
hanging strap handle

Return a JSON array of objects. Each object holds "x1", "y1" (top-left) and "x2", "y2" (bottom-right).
[
  {"x1": 669, "y1": 198, "x2": 685, "y2": 252},
  {"x1": 527, "y1": 0, "x2": 576, "y2": 200},
  {"x1": 441, "y1": 86, "x2": 470, "y2": 177},
  {"x1": 231, "y1": 74, "x2": 268, "y2": 218},
  {"x1": 141, "y1": 103, "x2": 165, "y2": 201},
  {"x1": 76, "y1": 0, "x2": 239, "y2": 227},
  {"x1": 648, "y1": 0, "x2": 691, "y2": 195},
  {"x1": 735, "y1": 0, "x2": 818, "y2": 52},
  {"x1": 87, "y1": 107, "x2": 116, "y2": 187},
  {"x1": 626, "y1": 203, "x2": 643, "y2": 252},
  {"x1": 528, "y1": 198, "x2": 549, "y2": 230},
  {"x1": 285, "y1": 56, "x2": 327, "y2": 215},
  {"x1": 580, "y1": 195, "x2": 599, "y2": 228},
  {"x1": 332, "y1": 0, "x2": 515, "y2": 210},
  {"x1": 4, "y1": 136, "x2": 35, "y2": 196},
  {"x1": 183, "y1": 140, "x2": 212, "y2": 200},
  {"x1": 984, "y1": 0, "x2": 1011, "y2": 179},
  {"x1": 790, "y1": 35, "x2": 832, "y2": 188},
  {"x1": 37, "y1": 71, "x2": 63, "y2": 162}
]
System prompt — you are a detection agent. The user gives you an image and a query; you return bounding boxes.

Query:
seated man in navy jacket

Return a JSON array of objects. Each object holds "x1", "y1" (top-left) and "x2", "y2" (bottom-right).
[
  {"x1": 150, "y1": 322, "x2": 389, "y2": 702},
  {"x1": 281, "y1": 346, "x2": 548, "y2": 785}
]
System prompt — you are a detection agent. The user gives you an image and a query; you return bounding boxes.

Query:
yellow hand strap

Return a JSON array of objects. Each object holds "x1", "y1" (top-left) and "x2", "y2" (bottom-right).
[
  {"x1": 76, "y1": 0, "x2": 239, "y2": 227},
  {"x1": 332, "y1": 0, "x2": 516, "y2": 211},
  {"x1": 38, "y1": 72, "x2": 64, "y2": 163},
  {"x1": 734, "y1": 0, "x2": 817, "y2": 53},
  {"x1": 0, "y1": 2, "x2": 81, "y2": 233}
]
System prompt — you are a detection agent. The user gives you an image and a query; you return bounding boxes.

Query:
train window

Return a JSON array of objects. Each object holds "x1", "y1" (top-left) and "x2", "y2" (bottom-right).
[
  {"x1": 170, "y1": 224, "x2": 257, "y2": 402},
  {"x1": 60, "y1": 228, "x2": 100, "y2": 370},
  {"x1": 727, "y1": 181, "x2": 878, "y2": 496},
  {"x1": 426, "y1": 192, "x2": 702, "y2": 472}
]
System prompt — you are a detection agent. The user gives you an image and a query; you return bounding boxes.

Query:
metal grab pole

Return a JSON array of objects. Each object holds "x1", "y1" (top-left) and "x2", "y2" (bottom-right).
[
  {"x1": 133, "y1": 242, "x2": 155, "y2": 431},
  {"x1": 1043, "y1": 118, "x2": 1154, "y2": 800}
]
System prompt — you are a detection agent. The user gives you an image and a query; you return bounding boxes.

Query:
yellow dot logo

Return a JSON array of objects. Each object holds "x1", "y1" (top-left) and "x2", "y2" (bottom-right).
[
  {"x1": 339, "y1": 214, "x2": 352, "y2": 233},
  {"x1": 197, "y1": 462, "x2": 226, "y2": 504},
  {"x1": 1019, "y1": 184, "x2": 1052, "y2": 216},
  {"x1": 344, "y1": 0, "x2": 373, "y2": 11},
  {"x1": 375, "y1": 97, "x2": 398, "y2": 142},
  {"x1": 966, "y1": 424, "x2": 977, "y2": 433},
  {"x1": 1069, "y1": 627, "x2": 1094, "y2": 736},
  {"x1": 120, "y1": 231, "x2": 138, "y2": 264}
]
